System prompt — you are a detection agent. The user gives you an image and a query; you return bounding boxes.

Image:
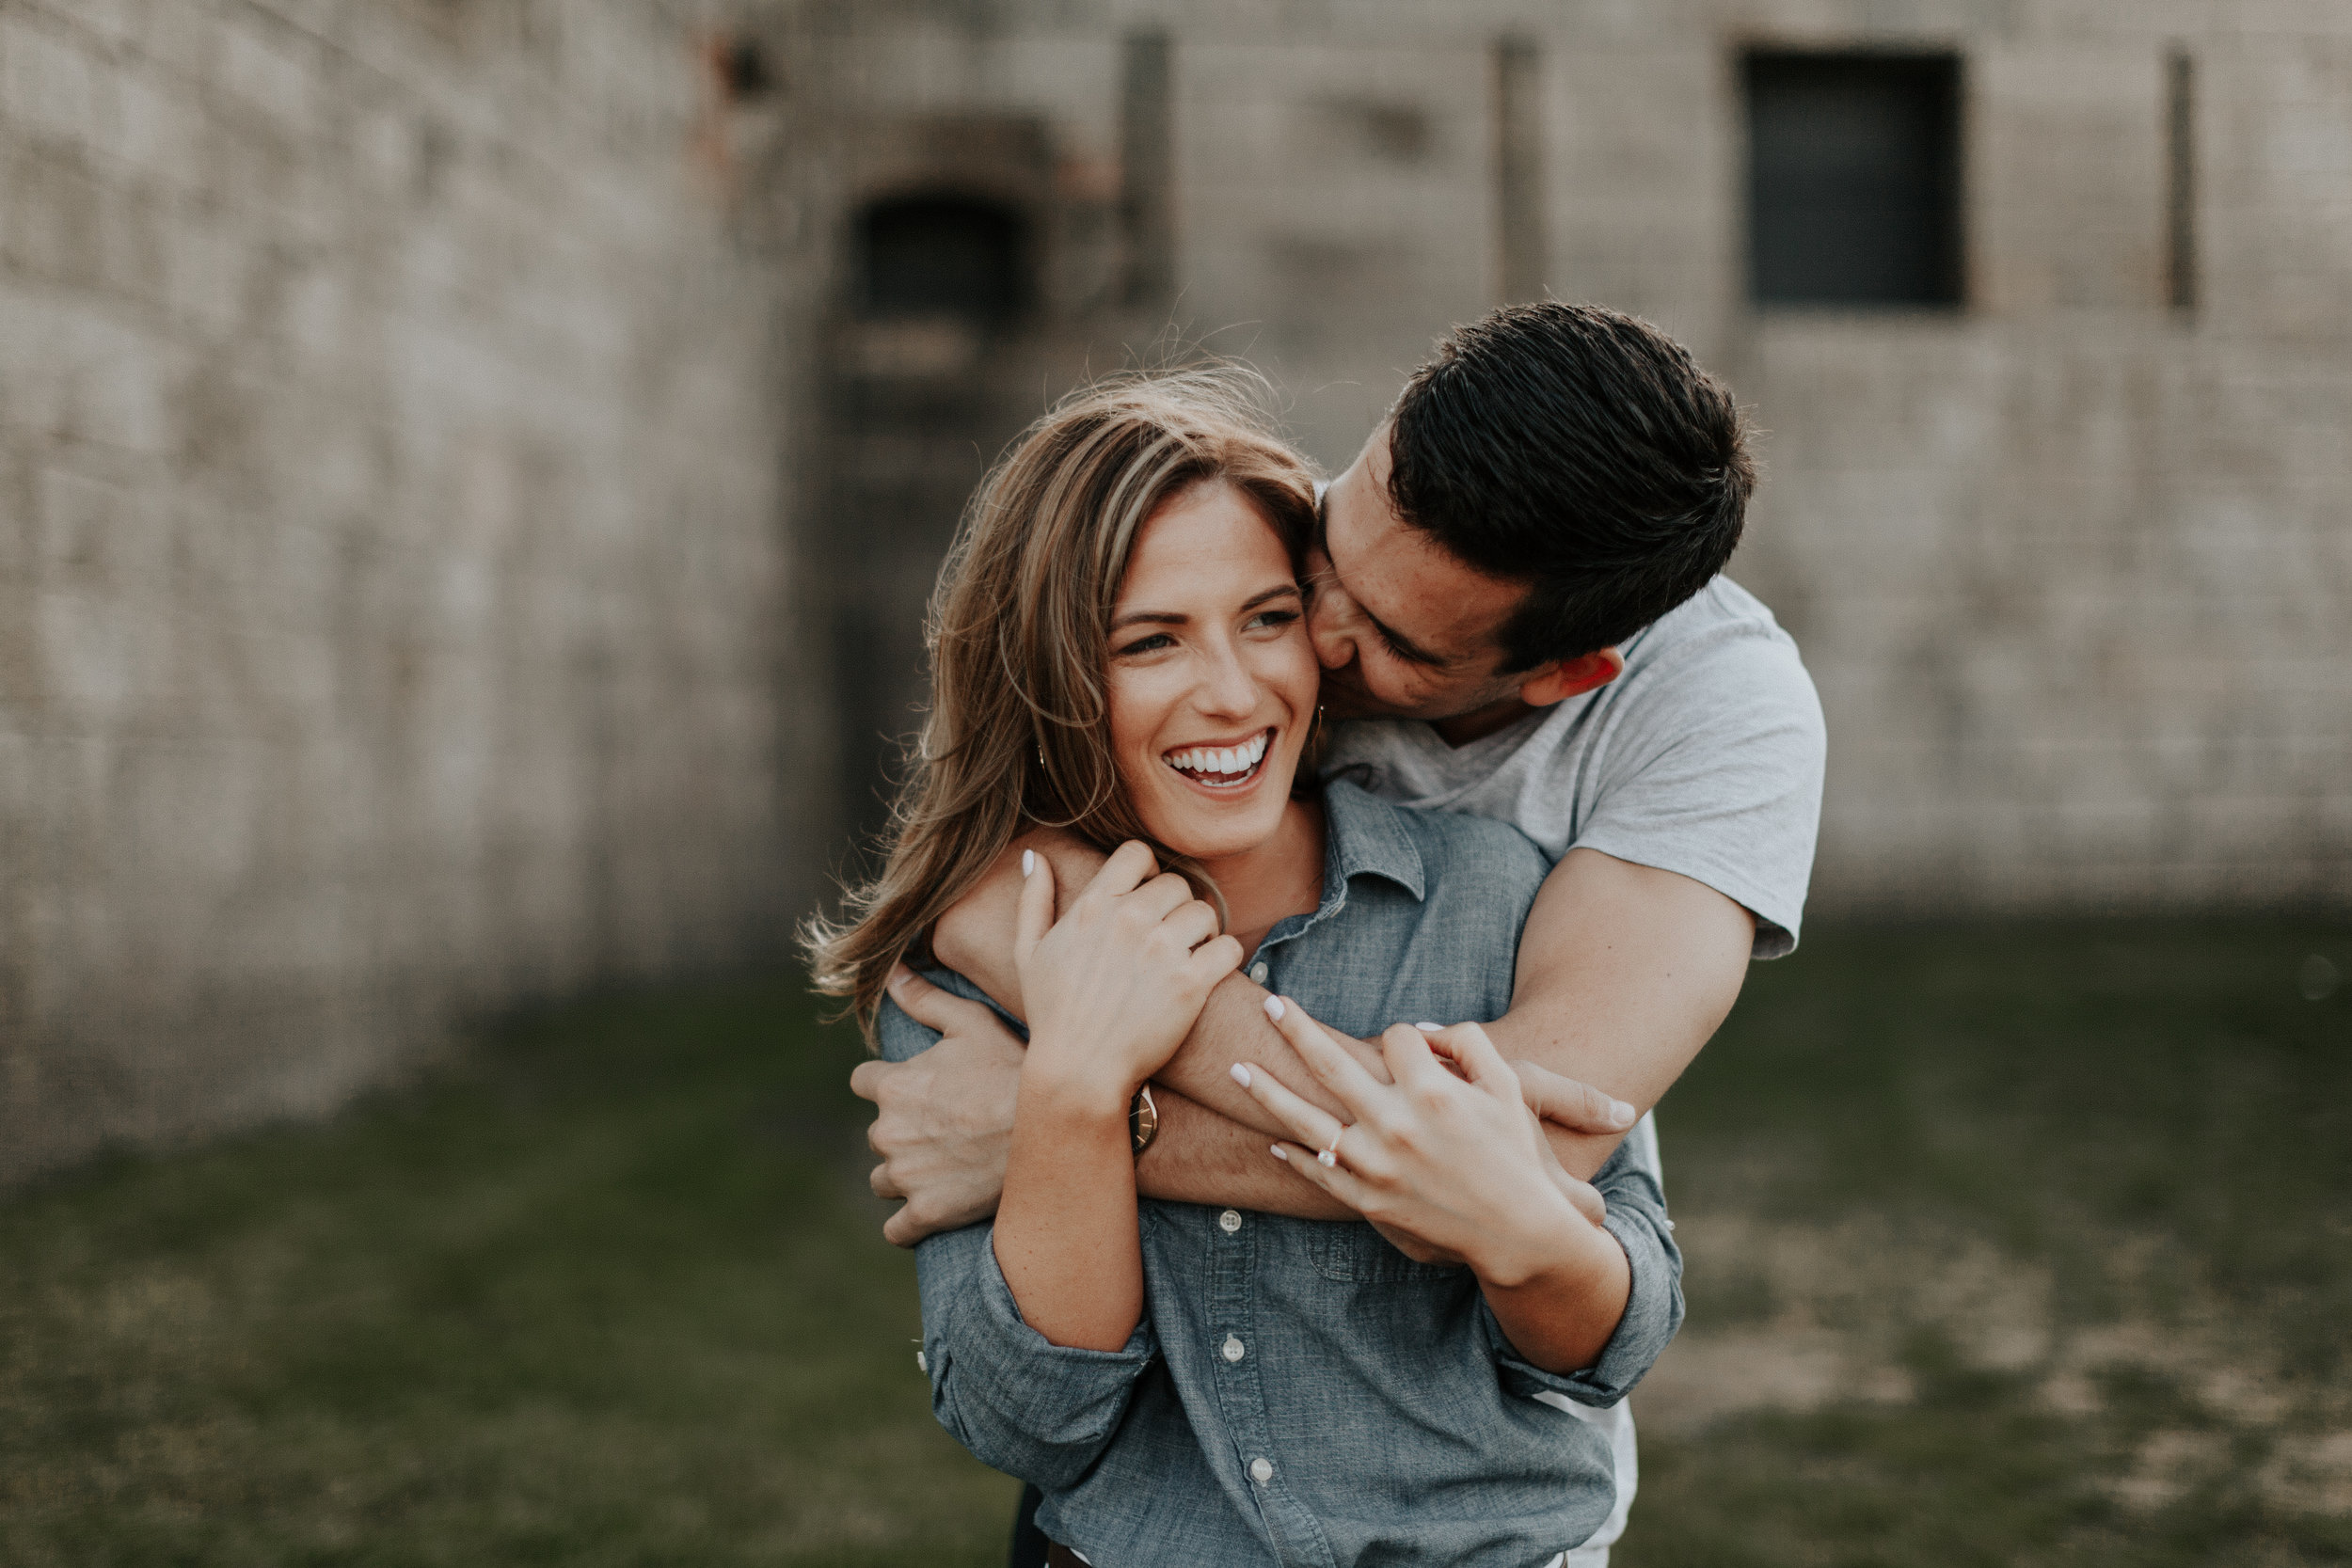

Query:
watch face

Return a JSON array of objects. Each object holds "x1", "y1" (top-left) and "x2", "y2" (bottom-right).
[{"x1": 1131, "y1": 1086, "x2": 1160, "y2": 1153}]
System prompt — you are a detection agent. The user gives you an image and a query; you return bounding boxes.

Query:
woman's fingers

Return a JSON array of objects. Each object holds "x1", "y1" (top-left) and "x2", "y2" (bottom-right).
[
  {"x1": 1528, "y1": 1117, "x2": 1611, "y2": 1227},
  {"x1": 1161, "y1": 896, "x2": 1221, "y2": 953},
  {"x1": 1405, "y1": 1021, "x2": 1518, "y2": 1100},
  {"x1": 1268, "y1": 1139, "x2": 1375, "y2": 1212},
  {"x1": 1078, "y1": 839, "x2": 1160, "y2": 904},
  {"x1": 1231, "y1": 1059, "x2": 1346, "y2": 1153},
  {"x1": 1131, "y1": 870, "x2": 1197, "y2": 923},
  {"x1": 1011, "y1": 850, "x2": 1057, "y2": 966},
  {"x1": 1509, "y1": 1058, "x2": 1638, "y2": 1133},
  {"x1": 1186, "y1": 933, "x2": 1245, "y2": 990},
  {"x1": 1376, "y1": 1022, "x2": 1452, "y2": 1092},
  {"x1": 1263, "y1": 995, "x2": 1389, "y2": 1121}
]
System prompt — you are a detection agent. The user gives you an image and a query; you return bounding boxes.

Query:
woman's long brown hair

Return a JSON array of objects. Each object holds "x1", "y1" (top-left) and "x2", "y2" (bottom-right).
[{"x1": 803, "y1": 367, "x2": 1319, "y2": 1039}]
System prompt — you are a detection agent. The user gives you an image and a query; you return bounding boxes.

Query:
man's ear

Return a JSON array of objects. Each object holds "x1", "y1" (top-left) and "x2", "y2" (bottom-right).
[{"x1": 1517, "y1": 647, "x2": 1625, "y2": 709}]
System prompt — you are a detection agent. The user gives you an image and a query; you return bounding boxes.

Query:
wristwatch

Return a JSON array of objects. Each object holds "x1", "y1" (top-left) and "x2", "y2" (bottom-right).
[{"x1": 1130, "y1": 1085, "x2": 1160, "y2": 1157}]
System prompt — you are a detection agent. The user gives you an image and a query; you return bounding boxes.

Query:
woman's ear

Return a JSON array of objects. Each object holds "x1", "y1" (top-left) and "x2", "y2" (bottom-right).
[{"x1": 1517, "y1": 646, "x2": 1625, "y2": 709}]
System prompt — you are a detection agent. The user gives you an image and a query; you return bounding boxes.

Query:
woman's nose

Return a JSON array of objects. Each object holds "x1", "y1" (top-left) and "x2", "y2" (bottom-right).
[{"x1": 1197, "y1": 642, "x2": 1261, "y2": 717}]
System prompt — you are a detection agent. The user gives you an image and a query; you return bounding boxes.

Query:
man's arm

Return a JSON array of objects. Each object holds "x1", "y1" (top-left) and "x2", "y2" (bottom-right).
[
  {"x1": 1481, "y1": 846, "x2": 1755, "y2": 1179},
  {"x1": 933, "y1": 833, "x2": 1754, "y2": 1182},
  {"x1": 1137, "y1": 1085, "x2": 1352, "y2": 1216}
]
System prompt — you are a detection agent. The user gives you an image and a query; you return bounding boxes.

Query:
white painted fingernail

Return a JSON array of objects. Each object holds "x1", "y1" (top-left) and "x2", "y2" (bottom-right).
[
  {"x1": 1263, "y1": 996, "x2": 1285, "y2": 1022},
  {"x1": 1271, "y1": 1145, "x2": 1288, "y2": 1161},
  {"x1": 1415, "y1": 1022, "x2": 1443, "y2": 1033},
  {"x1": 1021, "y1": 849, "x2": 1035, "y2": 877},
  {"x1": 1230, "y1": 1064, "x2": 1252, "y2": 1089},
  {"x1": 1317, "y1": 1148, "x2": 1336, "y2": 1167}
]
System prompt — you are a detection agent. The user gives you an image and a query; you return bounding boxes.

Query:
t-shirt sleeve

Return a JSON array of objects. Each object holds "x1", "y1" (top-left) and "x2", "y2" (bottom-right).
[{"x1": 1567, "y1": 628, "x2": 1826, "y2": 958}]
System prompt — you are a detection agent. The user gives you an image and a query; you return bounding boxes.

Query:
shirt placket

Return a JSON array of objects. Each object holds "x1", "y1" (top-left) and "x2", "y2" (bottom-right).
[{"x1": 1208, "y1": 946, "x2": 1339, "y2": 1568}]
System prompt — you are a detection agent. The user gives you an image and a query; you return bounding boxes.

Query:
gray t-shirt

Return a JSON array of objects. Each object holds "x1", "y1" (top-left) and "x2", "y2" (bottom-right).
[{"x1": 1321, "y1": 577, "x2": 1826, "y2": 958}]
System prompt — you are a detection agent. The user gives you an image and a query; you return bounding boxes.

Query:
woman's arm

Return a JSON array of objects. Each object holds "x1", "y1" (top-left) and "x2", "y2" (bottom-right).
[
  {"x1": 880, "y1": 995, "x2": 1160, "y2": 1486},
  {"x1": 992, "y1": 844, "x2": 1243, "y2": 1349},
  {"x1": 1236, "y1": 1003, "x2": 1632, "y2": 1374}
]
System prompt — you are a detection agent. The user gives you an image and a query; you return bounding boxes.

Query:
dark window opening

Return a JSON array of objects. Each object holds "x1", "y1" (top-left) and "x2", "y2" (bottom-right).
[
  {"x1": 858, "y1": 196, "x2": 1029, "y2": 324},
  {"x1": 1745, "y1": 51, "x2": 1963, "y2": 308}
]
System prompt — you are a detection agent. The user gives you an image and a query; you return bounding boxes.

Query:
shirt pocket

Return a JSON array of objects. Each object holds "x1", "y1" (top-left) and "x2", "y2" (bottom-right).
[{"x1": 1307, "y1": 1222, "x2": 1470, "y2": 1285}]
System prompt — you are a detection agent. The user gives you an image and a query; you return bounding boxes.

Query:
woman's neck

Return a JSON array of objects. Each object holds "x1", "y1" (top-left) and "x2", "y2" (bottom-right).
[{"x1": 1195, "y1": 797, "x2": 1326, "y2": 959}]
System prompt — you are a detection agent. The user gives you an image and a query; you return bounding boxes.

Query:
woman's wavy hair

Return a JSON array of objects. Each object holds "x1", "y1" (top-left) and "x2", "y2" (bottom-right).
[{"x1": 803, "y1": 367, "x2": 1319, "y2": 1038}]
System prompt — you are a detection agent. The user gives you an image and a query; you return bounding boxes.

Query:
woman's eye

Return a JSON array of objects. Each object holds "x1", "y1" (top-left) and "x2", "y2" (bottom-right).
[
  {"x1": 1116, "y1": 633, "x2": 1175, "y2": 657},
  {"x1": 1246, "y1": 609, "x2": 1300, "y2": 632}
]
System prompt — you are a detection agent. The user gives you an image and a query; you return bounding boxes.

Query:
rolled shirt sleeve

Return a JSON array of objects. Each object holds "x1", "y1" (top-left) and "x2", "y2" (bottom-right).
[
  {"x1": 1485, "y1": 1139, "x2": 1683, "y2": 1409},
  {"x1": 880, "y1": 992, "x2": 1160, "y2": 1488}
]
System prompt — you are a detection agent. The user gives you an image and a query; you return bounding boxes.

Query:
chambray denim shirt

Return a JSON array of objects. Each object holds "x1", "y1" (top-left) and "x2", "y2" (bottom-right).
[{"x1": 879, "y1": 781, "x2": 1684, "y2": 1568}]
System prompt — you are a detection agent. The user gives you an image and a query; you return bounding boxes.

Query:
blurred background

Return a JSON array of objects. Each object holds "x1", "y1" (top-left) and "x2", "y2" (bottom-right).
[{"x1": 0, "y1": 1, "x2": 2345, "y2": 1564}]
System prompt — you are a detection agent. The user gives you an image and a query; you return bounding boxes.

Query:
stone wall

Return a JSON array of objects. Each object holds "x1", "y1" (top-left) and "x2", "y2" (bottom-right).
[
  {"x1": 0, "y1": 0, "x2": 828, "y2": 1183},
  {"x1": 807, "y1": 0, "x2": 2352, "y2": 918}
]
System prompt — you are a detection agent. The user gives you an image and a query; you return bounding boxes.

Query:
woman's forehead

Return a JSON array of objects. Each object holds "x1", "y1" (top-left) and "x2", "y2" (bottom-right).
[{"x1": 1122, "y1": 481, "x2": 1294, "y2": 587}]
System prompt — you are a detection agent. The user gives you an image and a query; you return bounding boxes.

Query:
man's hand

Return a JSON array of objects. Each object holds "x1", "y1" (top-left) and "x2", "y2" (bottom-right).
[
  {"x1": 850, "y1": 966, "x2": 1025, "y2": 1246},
  {"x1": 1511, "y1": 1056, "x2": 1637, "y2": 1145}
]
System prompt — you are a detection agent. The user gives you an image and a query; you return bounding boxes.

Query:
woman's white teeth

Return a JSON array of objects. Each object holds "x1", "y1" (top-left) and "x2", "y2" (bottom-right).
[{"x1": 1166, "y1": 730, "x2": 1268, "y2": 778}]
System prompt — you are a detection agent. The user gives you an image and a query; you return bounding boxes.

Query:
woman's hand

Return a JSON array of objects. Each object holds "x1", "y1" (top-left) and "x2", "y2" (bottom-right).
[
  {"x1": 1013, "y1": 842, "x2": 1244, "y2": 1110},
  {"x1": 1234, "y1": 999, "x2": 1633, "y2": 1371},
  {"x1": 1235, "y1": 1002, "x2": 1599, "y2": 1280}
]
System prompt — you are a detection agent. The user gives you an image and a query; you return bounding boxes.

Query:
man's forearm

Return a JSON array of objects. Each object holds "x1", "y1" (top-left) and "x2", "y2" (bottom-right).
[{"x1": 1136, "y1": 1086, "x2": 1353, "y2": 1218}]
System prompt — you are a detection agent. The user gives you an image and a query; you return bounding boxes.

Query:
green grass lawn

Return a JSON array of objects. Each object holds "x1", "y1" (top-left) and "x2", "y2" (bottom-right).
[{"x1": 3, "y1": 920, "x2": 2346, "y2": 1566}]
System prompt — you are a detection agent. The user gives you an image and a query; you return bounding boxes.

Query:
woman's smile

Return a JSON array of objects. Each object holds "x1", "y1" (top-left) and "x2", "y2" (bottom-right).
[{"x1": 1161, "y1": 726, "x2": 1275, "y2": 791}]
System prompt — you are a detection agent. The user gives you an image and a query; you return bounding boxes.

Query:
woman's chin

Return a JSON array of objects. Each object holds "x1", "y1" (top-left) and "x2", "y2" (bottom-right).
[{"x1": 1144, "y1": 768, "x2": 1298, "y2": 863}]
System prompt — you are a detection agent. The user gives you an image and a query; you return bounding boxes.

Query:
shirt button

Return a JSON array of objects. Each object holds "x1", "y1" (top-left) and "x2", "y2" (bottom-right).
[
  {"x1": 1249, "y1": 1457, "x2": 1274, "y2": 1483},
  {"x1": 915, "y1": 1350, "x2": 928, "y2": 1373},
  {"x1": 1248, "y1": 961, "x2": 1269, "y2": 984},
  {"x1": 1221, "y1": 1334, "x2": 1246, "y2": 1363},
  {"x1": 1218, "y1": 1209, "x2": 1243, "y2": 1234}
]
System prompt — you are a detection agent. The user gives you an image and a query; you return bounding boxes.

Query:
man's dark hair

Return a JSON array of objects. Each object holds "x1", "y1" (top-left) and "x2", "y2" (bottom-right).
[{"x1": 1386, "y1": 301, "x2": 1754, "y2": 672}]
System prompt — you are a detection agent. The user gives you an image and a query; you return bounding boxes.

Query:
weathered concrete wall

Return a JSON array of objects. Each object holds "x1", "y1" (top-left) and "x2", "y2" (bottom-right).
[
  {"x1": 807, "y1": 0, "x2": 2352, "y2": 918},
  {"x1": 0, "y1": 0, "x2": 829, "y2": 1183}
]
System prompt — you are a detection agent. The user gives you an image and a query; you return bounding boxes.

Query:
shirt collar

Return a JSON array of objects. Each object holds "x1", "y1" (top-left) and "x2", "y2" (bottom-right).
[{"x1": 1312, "y1": 778, "x2": 1427, "y2": 910}]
